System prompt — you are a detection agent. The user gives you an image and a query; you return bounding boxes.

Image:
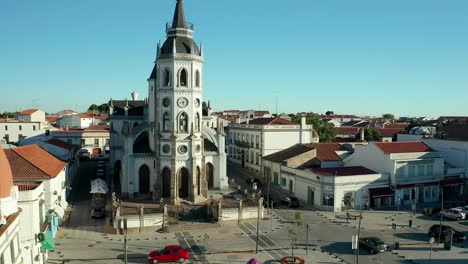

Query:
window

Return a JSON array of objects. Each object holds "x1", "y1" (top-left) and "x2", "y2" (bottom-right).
[
  {"x1": 256, "y1": 135, "x2": 259, "y2": 149},
  {"x1": 250, "y1": 151, "x2": 254, "y2": 163},
  {"x1": 164, "y1": 68, "x2": 170, "y2": 86},
  {"x1": 417, "y1": 164, "x2": 425, "y2": 177},
  {"x1": 10, "y1": 240, "x2": 15, "y2": 262},
  {"x1": 163, "y1": 112, "x2": 170, "y2": 131},
  {"x1": 246, "y1": 151, "x2": 249, "y2": 163},
  {"x1": 179, "y1": 112, "x2": 188, "y2": 132},
  {"x1": 251, "y1": 135, "x2": 254, "y2": 147},
  {"x1": 180, "y1": 68, "x2": 187, "y2": 86},
  {"x1": 106, "y1": 139, "x2": 110, "y2": 145},
  {"x1": 4, "y1": 125, "x2": 7, "y2": 131},
  {"x1": 67, "y1": 139, "x2": 72, "y2": 144},
  {"x1": 408, "y1": 166, "x2": 416, "y2": 177},
  {"x1": 195, "y1": 113, "x2": 200, "y2": 132},
  {"x1": 19, "y1": 125, "x2": 22, "y2": 131},
  {"x1": 256, "y1": 153, "x2": 260, "y2": 165},
  {"x1": 195, "y1": 70, "x2": 200, "y2": 87},
  {"x1": 80, "y1": 139, "x2": 85, "y2": 147},
  {"x1": 281, "y1": 177, "x2": 287, "y2": 187},
  {"x1": 427, "y1": 164, "x2": 433, "y2": 177},
  {"x1": 403, "y1": 188, "x2": 410, "y2": 200},
  {"x1": 94, "y1": 139, "x2": 99, "y2": 147},
  {"x1": 151, "y1": 85, "x2": 153, "y2": 92},
  {"x1": 33, "y1": 125, "x2": 36, "y2": 131},
  {"x1": 396, "y1": 165, "x2": 405, "y2": 177},
  {"x1": 274, "y1": 173, "x2": 279, "y2": 184}
]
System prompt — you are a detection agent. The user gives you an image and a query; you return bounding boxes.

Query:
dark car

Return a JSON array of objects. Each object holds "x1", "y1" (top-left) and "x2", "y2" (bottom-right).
[
  {"x1": 428, "y1": 224, "x2": 466, "y2": 242},
  {"x1": 91, "y1": 207, "x2": 106, "y2": 219},
  {"x1": 281, "y1": 196, "x2": 300, "y2": 208},
  {"x1": 358, "y1": 237, "x2": 387, "y2": 254},
  {"x1": 148, "y1": 245, "x2": 189, "y2": 263}
]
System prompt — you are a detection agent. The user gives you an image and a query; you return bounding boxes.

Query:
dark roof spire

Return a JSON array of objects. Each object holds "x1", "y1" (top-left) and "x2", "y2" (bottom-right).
[{"x1": 172, "y1": 0, "x2": 187, "y2": 29}]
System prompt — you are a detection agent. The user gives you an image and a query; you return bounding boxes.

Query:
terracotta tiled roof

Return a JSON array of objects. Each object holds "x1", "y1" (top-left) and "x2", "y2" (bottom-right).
[
  {"x1": 384, "y1": 123, "x2": 410, "y2": 130},
  {"x1": 85, "y1": 125, "x2": 109, "y2": 131},
  {"x1": 17, "y1": 109, "x2": 39, "y2": 115},
  {"x1": 93, "y1": 115, "x2": 109, "y2": 121},
  {"x1": 336, "y1": 127, "x2": 360, "y2": 135},
  {"x1": 45, "y1": 138, "x2": 77, "y2": 150},
  {"x1": 309, "y1": 166, "x2": 377, "y2": 176},
  {"x1": 14, "y1": 181, "x2": 40, "y2": 191},
  {"x1": 263, "y1": 144, "x2": 315, "y2": 163},
  {"x1": 303, "y1": 143, "x2": 347, "y2": 161},
  {"x1": 242, "y1": 118, "x2": 297, "y2": 125},
  {"x1": 46, "y1": 116, "x2": 59, "y2": 123},
  {"x1": 78, "y1": 113, "x2": 93, "y2": 118},
  {"x1": 4, "y1": 145, "x2": 66, "y2": 179},
  {"x1": 374, "y1": 141, "x2": 432, "y2": 154},
  {"x1": 0, "y1": 147, "x2": 14, "y2": 199},
  {"x1": 377, "y1": 128, "x2": 405, "y2": 137}
]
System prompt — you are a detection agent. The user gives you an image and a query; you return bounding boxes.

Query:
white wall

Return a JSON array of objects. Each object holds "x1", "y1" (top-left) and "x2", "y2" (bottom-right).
[
  {"x1": 0, "y1": 122, "x2": 44, "y2": 143},
  {"x1": 423, "y1": 139, "x2": 468, "y2": 177}
]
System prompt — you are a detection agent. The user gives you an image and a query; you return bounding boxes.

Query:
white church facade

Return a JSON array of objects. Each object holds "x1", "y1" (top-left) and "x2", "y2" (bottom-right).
[{"x1": 109, "y1": 0, "x2": 227, "y2": 204}]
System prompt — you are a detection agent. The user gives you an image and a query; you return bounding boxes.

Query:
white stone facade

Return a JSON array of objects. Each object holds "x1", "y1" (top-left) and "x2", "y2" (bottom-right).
[{"x1": 0, "y1": 121, "x2": 45, "y2": 144}]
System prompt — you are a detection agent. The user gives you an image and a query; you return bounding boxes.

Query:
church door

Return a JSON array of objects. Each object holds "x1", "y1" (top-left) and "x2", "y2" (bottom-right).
[
  {"x1": 162, "y1": 168, "x2": 171, "y2": 198},
  {"x1": 178, "y1": 167, "x2": 189, "y2": 199},
  {"x1": 206, "y1": 163, "x2": 214, "y2": 190},
  {"x1": 139, "y1": 165, "x2": 150, "y2": 194}
]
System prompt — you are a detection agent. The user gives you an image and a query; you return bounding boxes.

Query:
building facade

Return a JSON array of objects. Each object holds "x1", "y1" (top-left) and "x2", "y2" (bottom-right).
[
  {"x1": 15, "y1": 109, "x2": 46, "y2": 123},
  {"x1": 109, "y1": 0, "x2": 227, "y2": 204},
  {"x1": 0, "y1": 120, "x2": 45, "y2": 144}
]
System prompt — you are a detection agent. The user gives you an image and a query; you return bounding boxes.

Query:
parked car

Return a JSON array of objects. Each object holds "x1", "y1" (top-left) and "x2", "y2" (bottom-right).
[
  {"x1": 358, "y1": 237, "x2": 387, "y2": 254},
  {"x1": 456, "y1": 205, "x2": 468, "y2": 215},
  {"x1": 428, "y1": 224, "x2": 466, "y2": 242},
  {"x1": 281, "y1": 196, "x2": 300, "y2": 208},
  {"x1": 91, "y1": 207, "x2": 106, "y2": 219},
  {"x1": 78, "y1": 150, "x2": 90, "y2": 161},
  {"x1": 148, "y1": 245, "x2": 189, "y2": 263},
  {"x1": 441, "y1": 208, "x2": 466, "y2": 220}
]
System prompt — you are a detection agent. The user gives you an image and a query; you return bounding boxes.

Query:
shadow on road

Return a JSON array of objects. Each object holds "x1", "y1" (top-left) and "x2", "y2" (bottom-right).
[{"x1": 395, "y1": 232, "x2": 429, "y2": 242}]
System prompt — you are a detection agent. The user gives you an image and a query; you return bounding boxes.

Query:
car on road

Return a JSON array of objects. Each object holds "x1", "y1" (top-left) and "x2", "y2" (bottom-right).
[
  {"x1": 441, "y1": 208, "x2": 466, "y2": 220},
  {"x1": 457, "y1": 205, "x2": 468, "y2": 215},
  {"x1": 358, "y1": 237, "x2": 387, "y2": 254},
  {"x1": 428, "y1": 224, "x2": 466, "y2": 242},
  {"x1": 148, "y1": 245, "x2": 189, "y2": 263},
  {"x1": 281, "y1": 196, "x2": 300, "y2": 208},
  {"x1": 91, "y1": 207, "x2": 106, "y2": 219}
]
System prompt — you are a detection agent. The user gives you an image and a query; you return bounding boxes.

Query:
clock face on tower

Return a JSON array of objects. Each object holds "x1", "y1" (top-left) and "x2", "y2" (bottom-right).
[
  {"x1": 162, "y1": 98, "x2": 170, "y2": 107},
  {"x1": 177, "y1": 97, "x2": 189, "y2": 108}
]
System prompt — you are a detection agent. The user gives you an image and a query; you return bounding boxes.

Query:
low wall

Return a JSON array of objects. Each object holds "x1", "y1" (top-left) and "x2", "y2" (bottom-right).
[
  {"x1": 220, "y1": 205, "x2": 263, "y2": 223},
  {"x1": 113, "y1": 213, "x2": 164, "y2": 233}
]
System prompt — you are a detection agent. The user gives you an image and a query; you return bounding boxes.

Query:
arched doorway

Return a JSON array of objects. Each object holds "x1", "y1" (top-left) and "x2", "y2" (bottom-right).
[
  {"x1": 162, "y1": 167, "x2": 171, "y2": 198},
  {"x1": 241, "y1": 150, "x2": 245, "y2": 168},
  {"x1": 178, "y1": 167, "x2": 189, "y2": 199},
  {"x1": 139, "y1": 165, "x2": 150, "y2": 194},
  {"x1": 206, "y1": 163, "x2": 214, "y2": 190},
  {"x1": 197, "y1": 166, "x2": 201, "y2": 196}
]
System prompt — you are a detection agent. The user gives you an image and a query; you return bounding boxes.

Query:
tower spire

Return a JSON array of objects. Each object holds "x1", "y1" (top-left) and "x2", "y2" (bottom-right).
[{"x1": 172, "y1": 0, "x2": 187, "y2": 29}]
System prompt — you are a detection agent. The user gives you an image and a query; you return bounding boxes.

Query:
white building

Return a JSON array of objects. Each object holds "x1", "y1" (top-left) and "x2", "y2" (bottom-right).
[
  {"x1": 56, "y1": 113, "x2": 94, "y2": 129},
  {"x1": 109, "y1": 0, "x2": 227, "y2": 204},
  {"x1": 15, "y1": 109, "x2": 46, "y2": 123},
  {"x1": 345, "y1": 141, "x2": 445, "y2": 208},
  {"x1": 0, "y1": 147, "x2": 23, "y2": 264},
  {"x1": 0, "y1": 120, "x2": 45, "y2": 144},
  {"x1": 51, "y1": 125, "x2": 110, "y2": 155},
  {"x1": 228, "y1": 116, "x2": 319, "y2": 175}
]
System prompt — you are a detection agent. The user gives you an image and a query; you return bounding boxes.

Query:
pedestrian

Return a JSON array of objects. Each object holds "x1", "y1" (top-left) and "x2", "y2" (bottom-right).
[{"x1": 364, "y1": 200, "x2": 369, "y2": 210}]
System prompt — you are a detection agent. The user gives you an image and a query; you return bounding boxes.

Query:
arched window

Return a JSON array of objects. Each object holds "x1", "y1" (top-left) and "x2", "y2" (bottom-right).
[
  {"x1": 163, "y1": 112, "x2": 170, "y2": 131},
  {"x1": 164, "y1": 69, "x2": 170, "y2": 86},
  {"x1": 195, "y1": 70, "x2": 200, "y2": 87},
  {"x1": 180, "y1": 68, "x2": 187, "y2": 87},
  {"x1": 195, "y1": 113, "x2": 200, "y2": 132},
  {"x1": 179, "y1": 112, "x2": 188, "y2": 132}
]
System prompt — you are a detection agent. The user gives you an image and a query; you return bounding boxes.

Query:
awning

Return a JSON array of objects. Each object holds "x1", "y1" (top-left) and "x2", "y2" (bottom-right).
[
  {"x1": 397, "y1": 181, "x2": 439, "y2": 189},
  {"x1": 443, "y1": 178, "x2": 465, "y2": 186},
  {"x1": 369, "y1": 187, "x2": 395, "y2": 198}
]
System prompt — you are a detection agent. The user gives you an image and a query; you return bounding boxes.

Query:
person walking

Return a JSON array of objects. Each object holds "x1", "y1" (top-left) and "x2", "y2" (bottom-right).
[{"x1": 364, "y1": 200, "x2": 369, "y2": 210}]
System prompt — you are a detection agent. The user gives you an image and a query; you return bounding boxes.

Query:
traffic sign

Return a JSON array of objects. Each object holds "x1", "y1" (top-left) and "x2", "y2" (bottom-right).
[
  {"x1": 325, "y1": 194, "x2": 331, "y2": 200},
  {"x1": 429, "y1": 237, "x2": 435, "y2": 244},
  {"x1": 392, "y1": 223, "x2": 397, "y2": 230}
]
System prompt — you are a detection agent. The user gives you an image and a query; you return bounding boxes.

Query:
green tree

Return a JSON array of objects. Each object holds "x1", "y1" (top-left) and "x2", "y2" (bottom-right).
[
  {"x1": 382, "y1": 113, "x2": 395, "y2": 120},
  {"x1": 287, "y1": 212, "x2": 303, "y2": 258},
  {"x1": 325, "y1": 111, "x2": 334, "y2": 115},
  {"x1": 97, "y1": 103, "x2": 109, "y2": 113},
  {"x1": 0, "y1": 112, "x2": 15, "y2": 118},
  {"x1": 291, "y1": 112, "x2": 337, "y2": 142},
  {"x1": 88, "y1": 104, "x2": 99, "y2": 113},
  {"x1": 364, "y1": 128, "x2": 382, "y2": 141}
]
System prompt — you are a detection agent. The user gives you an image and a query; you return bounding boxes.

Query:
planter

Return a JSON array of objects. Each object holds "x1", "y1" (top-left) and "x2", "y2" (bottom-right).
[{"x1": 280, "y1": 256, "x2": 305, "y2": 264}]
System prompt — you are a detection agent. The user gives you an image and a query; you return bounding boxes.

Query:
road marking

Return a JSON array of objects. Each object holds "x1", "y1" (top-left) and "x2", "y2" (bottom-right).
[{"x1": 238, "y1": 223, "x2": 283, "y2": 260}]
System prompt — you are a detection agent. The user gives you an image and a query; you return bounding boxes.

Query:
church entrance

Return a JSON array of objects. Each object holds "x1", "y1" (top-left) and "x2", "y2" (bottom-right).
[
  {"x1": 162, "y1": 167, "x2": 171, "y2": 198},
  {"x1": 113, "y1": 160, "x2": 121, "y2": 194},
  {"x1": 197, "y1": 166, "x2": 201, "y2": 196},
  {"x1": 178, "y1": 167, "x2": 189, "y2": 199},
  {"x1": 139, "y1": 165, "x2": 150, "y2": 194},
  {"x1": 206, "y1": 163, "x2": 214, "y2": 190}
]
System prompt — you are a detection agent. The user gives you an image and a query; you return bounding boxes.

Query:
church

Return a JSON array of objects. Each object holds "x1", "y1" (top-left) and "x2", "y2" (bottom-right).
[{"x1": 109, "y1": 0, "x2": 228, "y2": 204}]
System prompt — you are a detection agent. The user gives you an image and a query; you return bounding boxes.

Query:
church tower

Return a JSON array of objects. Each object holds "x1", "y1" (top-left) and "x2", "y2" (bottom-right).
[{"x1": 148, "y1": 0, "x2": 205, "y2": 204}]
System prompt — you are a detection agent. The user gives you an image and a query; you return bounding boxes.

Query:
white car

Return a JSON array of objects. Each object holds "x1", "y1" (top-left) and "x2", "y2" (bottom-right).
[
  {"x1": 441, "y1": 208, "x2": 466, "y2": 220},
  {"x1": 457, "y1": 206, "x2": 468, "y2": 215}
]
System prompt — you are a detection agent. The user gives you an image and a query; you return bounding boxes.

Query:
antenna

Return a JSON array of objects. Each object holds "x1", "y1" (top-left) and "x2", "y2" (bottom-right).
[{"x1": 275, "y1": 96, "x2": 278, "y2": 116}]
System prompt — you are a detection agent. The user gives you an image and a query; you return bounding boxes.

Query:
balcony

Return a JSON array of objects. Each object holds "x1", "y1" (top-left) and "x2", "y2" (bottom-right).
[{"x1": 234, "y1": 141, "x2": 250, "y2": 148}]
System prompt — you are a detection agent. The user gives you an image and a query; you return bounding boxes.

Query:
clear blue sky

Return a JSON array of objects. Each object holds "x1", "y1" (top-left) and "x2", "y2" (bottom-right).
[{"x1": 1, "y1": 0, "x2": 468, "y2": 118}]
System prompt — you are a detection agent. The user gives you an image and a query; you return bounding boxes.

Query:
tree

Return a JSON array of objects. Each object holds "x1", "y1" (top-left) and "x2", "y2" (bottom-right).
[
  {"x1": 0, "y1": 112, "x2": 14, "y2": 118},
  {"x1": 364, "y1": 128, "x2": 381, "y2": 141},
  {"x1": 382, "y1": 113, "x2": 395, "y2": 120},
  {"x1": 325, "y1": 111, "x2": 334, "y2": 115},
  {"x1": 290, "y1": 113, "x2": 337, "y2": 142},
  {"x1": 87, "y1": 103, "x2": 109, "y2": 114},
  {"x1": 88, "y1": 104, "x2": 99, "y2": 113},
  {"x1": 97, "y1": 103, "x2": 109, "y2": 113},
  {"x1": 287, "y1": 212, "x2": 303, "y2": 259}
]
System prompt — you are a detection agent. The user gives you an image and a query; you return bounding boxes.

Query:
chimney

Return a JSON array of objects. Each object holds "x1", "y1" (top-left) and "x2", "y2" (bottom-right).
[
  {"x1": 300, "y1": 113, "x2": 307, "y2": 128},
  {"x1": 131, "y1": 91, "x2": 139, "y2": 101}
]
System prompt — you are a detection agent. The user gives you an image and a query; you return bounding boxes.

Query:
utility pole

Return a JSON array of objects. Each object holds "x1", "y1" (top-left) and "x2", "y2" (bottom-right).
[
  {"x1": 255, "y1": 196, "x2": 261, "y2": 254},
  {"x1": 438, "y1": 184, "x2": 444, "y2": 244},
  {"x1": 355, "y1": 205, "x2": 363, "y2": 264}
]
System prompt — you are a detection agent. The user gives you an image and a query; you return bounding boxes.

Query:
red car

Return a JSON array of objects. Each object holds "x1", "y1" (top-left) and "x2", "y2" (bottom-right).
[{"x1": 148, "y1": 245, "x2": 189, "y2": 263}]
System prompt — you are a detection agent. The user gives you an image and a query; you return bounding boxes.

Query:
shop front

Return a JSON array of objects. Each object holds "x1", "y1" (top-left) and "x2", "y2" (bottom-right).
[{"x1": 369, "y1": 187, "x2": 394, "y2": 208}]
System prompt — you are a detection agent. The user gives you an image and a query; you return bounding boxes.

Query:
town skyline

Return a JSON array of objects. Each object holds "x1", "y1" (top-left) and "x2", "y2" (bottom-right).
[{"x1": 1, "y1": 0, "x2": 467, "y2": 117}]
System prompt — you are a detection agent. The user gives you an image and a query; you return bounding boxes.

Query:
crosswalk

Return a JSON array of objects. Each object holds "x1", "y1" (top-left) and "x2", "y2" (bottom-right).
[{"x1": 175, "y1": 232, "x2": 209, "y2": 264}]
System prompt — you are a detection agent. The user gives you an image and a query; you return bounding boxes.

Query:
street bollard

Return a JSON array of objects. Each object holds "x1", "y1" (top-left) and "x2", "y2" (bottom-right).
[{"x1": 408, "y1": 219, "x2": 413, "y2": 227}]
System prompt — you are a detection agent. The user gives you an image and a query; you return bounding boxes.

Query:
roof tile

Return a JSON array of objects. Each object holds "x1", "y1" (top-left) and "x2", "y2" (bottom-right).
[{"x1": 374, "y1": 141, "x2": 432, "y2": 154}]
